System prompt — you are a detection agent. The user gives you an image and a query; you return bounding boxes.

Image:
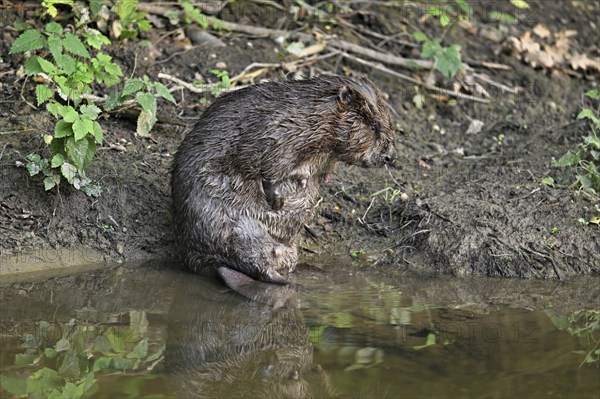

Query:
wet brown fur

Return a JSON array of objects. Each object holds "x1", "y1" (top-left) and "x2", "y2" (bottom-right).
[{"x1": 171, "y1": 74, "x2": 396, "y2": 284}]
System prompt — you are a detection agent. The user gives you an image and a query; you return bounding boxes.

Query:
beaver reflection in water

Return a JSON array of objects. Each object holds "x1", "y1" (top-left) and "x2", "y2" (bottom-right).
[{"x1": 171, "y1": 74, "x2": 396, "y2": 287}]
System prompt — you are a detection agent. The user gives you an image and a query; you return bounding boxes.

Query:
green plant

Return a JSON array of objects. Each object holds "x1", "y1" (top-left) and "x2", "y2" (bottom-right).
[
  {"x1": 209, "y1": 69, "x2": 231, "y2": 96},
  {"x1": 114, "y1": 0, "x2": 152, "y2": 39},
  {"x1": 0, "y1": 315, "x2": 165, "y2": 398},
  {"x1": 413, "y1": 30, "x2": 463, "y2": 79},
  {"x1": 10, "y1": 19, "x2": 120, "y2": 195},
  {"x1": 104, "y1": 75, "x2": 176, "y2": 137},
  {"x1": 553, "y1": 310, "x2": 600, "y2": 367},
  {"x1": 350, "y1": 248, "x2": 365, "y2": 258},
  {"x1": 490, "y1": 0, "x2": 531, "y2": 24},
  {"x1": 371, "y1": 186, "x2": 403, "y2": 205},
  {"x1": 552, "y1": 87, "x2": 600, "y2": 197},
  {"x1": 9, "y1": 1, "x2": 175, "y2": 195}
]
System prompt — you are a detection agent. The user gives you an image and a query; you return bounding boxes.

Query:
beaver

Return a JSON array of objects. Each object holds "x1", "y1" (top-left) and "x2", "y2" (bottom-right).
[{"x1": 171, "y1": 74, "x2": 396, "y2": 287}]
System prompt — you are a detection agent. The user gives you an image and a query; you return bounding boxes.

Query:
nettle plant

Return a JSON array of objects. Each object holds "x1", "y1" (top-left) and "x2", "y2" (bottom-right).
[
  {"x1": 553, "y1": 88, "x2": 600, "y2": 197},
  {"x1": 9, "y1": 1, "x2": 175, "y2": 196}
]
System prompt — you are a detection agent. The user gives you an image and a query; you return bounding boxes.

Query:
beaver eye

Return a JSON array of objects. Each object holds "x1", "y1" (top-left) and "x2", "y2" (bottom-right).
[{"x1": 370, "y1": 123, "x2": 380, "y2": 137}]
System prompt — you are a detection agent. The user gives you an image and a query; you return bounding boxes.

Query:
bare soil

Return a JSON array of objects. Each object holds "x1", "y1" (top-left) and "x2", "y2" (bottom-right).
[{"x1": 0, "y1": 1, "x2": 598, "y2": 280}]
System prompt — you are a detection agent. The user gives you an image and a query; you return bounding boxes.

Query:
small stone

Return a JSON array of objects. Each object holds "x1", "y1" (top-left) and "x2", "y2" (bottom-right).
[{"x1": 116, "y1": 243, "x2": 124, "y2": 254}]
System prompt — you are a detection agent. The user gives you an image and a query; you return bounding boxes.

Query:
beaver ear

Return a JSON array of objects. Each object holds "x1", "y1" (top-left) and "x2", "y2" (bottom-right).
[{"x1": 337, "y1": 85, "x2": 357, "y2": 107}]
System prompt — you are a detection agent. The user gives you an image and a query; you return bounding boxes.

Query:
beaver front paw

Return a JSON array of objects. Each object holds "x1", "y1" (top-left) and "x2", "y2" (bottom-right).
[{"x1": 262, "y1": 179, "x2": 285, "y2": 211}]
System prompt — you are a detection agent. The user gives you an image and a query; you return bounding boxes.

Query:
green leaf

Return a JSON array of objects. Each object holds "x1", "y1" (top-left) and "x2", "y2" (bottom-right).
[
  {"x1": 136, "y1": 109, "x2": 157, "y2": 137},
  {"x1": 577, "y1": 109, "x2": 595, "y2": 120},
  {"x1": 15, "y1": 353, "x2": 37, "y2": 366},
  {"x1": 540, "y1": 176, "x2": 555, "y2": 187},
  {"x1": 414, "y1": 332, "x2": 437, "y2": 350},
  {"x1": 56, "y1": 338, "x2": 71, "y2": 352},
  {"x1": 25, "y1": 56, "x2": 43, "y2": 75},
  {"x1": 47, "y1": 102, "x2": 60, "y2": 118},
  {"x1": 422, "y1": 41, "x2": 463, "y2": 78},
  {"x1": 584, "y1": 89, "x2": 599, "y2": 99},
  {"x1": 577, "y1": 174, "x2": 593, "y2": 191},
  {"x1": 47, "y1": 35, "x2": 63, "y2": 61},
  {"x1": 63, "y1": 33, "x2": 90, "y2": 58},
  {"x1": 55, "y1": 120, "x2": 73, "y2": 138},
  {"x1": 427, "y1": 7, "x2": 443, "y2": 17},
  {"x1": 440, "y1": 13, "x2": 450, "y2": 27},
  {"x1": 60, "y1": 162, "x2": 77, "y2": 183},
  {"x1": 510, "y1": 0, "x2": 530, "y2": 9},
  {"x1": 421, "y1": 39, "x2": 441, "y2": 59},
  {"x1": 37, "y1": 57, "x2": 58, "y2": 74},
  {"x1": 36, "y1": 85, "x2": 54, "y2": 105},
  {"x1": 26, "y1": 155, "x2": 49, "y2": 176},
  {"x1": 116, "y1": 0, "x2": 139, "y2": 22},
  {"x1": 94, "y1": 335, "x2": 113, "y2": 354},
  {"x1": 44, "y1": 347, "x2": 58, "y2": 358},
  {"x1": 55, "y1": 53, "x2": 76, "y2": 75},
  {"x1": 10, "y1": 29, "x2": 45, "y2": 54},
  {"x1": 104, "y1": 91, "x2": 123, "y2": 111},
  {"x1": 73, "y1": 116, "x2": 94, "y2": 141},
  {"x1": 80, "y1": 104, "x2": 101, "y2": 119},
  {"x1": 58, "y1": 351, "x2": 80, "y2": 379},
  {"x1": 103, "y1": 62, "x2": 123, "y2": 79},
  {"x1": 83, "y1": 30, "x2": 110, "y2": 50},
  {"x1": 122, "y1": 78, "x2": 145, "y2": 97},
  {"x1": 413, "y1": 31, "x2": 428, "y2": 42},
  {"x1": 553, "y1": 151, "x2": 581, "y2": 167},
  {"x1": 111, "y1": 356, "x2": 137, "y2": 371},
  {"x1": 62, "y1": 106, "x2": 79, "y2": 123},
  {"x1": 65, "y1": 136, "x2": 90, "y2": 170},
  {"x1": 126, "y1": 339, "x2": 148, "y2": 359},
  {"x1": 45, "y1": 21, "x2": 63, "y2": 35},
  {"x1": 136, "y1": 92, "x2": 156, "y2": 113},
  {"x1": 490, "y1": 11, "x2": 518, "y2": 24},
  {"x1": 80, "y1": 183, "x2": 102, "y2": 197},
  {"x1": 182, "y1": 0, "x2": 208, "y2": 28},
  {"x1": 0, "y1": 375, "x2": 27, "y2": 396},
  {"x1": 145, "y1": 344, "x2": 165, "y2": 362},
  {"x1": 92, "y1": 121, "x2": 103, "y2": 144},
  {"x1": 106, "y1": 330, "x2": 125, "y2": 353},
  {"x1": 454, "y1": 0, "x2": 472, "y2": 15},
  {"x1": 51, "y1": 153, "x2": 65, "y2": 168},
  {"x1": 44, "y1": 176, "x2": 57, "y2": 191},
  {"x1": 92, "y1": 357, "x2": 112, "y2": 372},
  {"x1": 154, "y1": 82, "x2": 176, "y2": 104}
]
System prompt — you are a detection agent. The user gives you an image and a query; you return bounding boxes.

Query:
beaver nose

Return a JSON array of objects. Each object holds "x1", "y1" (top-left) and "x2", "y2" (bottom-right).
[{"x1": 383, "y1": 147, "x2": 396, "y2": 164}]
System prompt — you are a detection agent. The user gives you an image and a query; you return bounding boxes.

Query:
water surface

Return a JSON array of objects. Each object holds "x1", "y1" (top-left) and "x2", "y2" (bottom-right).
[{"x1": 0, "y1": 261, "x2": 598, "y2": 398}]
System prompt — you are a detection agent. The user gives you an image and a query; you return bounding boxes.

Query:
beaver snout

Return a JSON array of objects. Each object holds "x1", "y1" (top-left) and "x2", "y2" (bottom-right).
[{"x1": 383, "y1": 146, "x2": 396, "y2": 165}]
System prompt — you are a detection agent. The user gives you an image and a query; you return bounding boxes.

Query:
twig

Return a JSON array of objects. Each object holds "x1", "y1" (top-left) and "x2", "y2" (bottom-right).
[
  {"x1": 473, "y1": 73, "x2": 522, "y2": 95},
  {"x1": 157, "y1": 72, "x2": 234, "y2": 94},
  {"x1": 341, "y1": 52, "x2": 491, "y2": 103}
]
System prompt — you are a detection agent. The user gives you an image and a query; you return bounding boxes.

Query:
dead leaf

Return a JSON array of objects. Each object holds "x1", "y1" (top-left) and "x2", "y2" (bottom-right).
[
  {"x1": 569, "y1": 53, "x2": 600, "y2": 72},
  {"x1": 465, "y1": 119, "x2": 484, "y2": 135},
  {"x1": 532, "y1": 24, "x2": 551, "y2": 39}
]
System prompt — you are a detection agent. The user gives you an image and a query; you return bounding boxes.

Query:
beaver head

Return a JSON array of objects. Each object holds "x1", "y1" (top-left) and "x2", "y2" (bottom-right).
[{"x1": 331, "y1": 76, "x2": 396, "y2": 168}]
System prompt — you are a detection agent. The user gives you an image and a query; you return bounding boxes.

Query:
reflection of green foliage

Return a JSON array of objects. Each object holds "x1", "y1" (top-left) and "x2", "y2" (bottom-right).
[
  {"x1": 553, "y1": 309, "x2": 600, "y2": 366},
  {"x1": 0, "y1": 313, "x2": 165, "y2": 398},
  {"x1": 413, "y1": 332, "x2": 437, "y2": 350}
]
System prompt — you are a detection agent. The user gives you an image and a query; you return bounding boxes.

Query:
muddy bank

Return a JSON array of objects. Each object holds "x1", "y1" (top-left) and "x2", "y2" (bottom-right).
[{"x1": 1, "y1": 1, "x2": 599, "y2": 280}]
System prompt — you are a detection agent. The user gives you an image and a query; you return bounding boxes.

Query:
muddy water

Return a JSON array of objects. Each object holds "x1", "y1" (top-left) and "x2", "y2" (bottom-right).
[{"x1": 0, "y1": 260, "x2": 598, "y2": 399}]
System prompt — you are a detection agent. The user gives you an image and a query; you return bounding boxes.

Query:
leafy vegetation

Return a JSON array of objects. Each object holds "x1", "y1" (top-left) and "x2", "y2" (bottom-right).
[
  {"x1": 553, "y1": 310, "x2": 600, "y2": 367},
  {"x1": 0, "y1": 313, "x2": 165, "y2": 398},
  {"x1": 552, "y1": 87, "x2": 600, "y2": 198},
  {"x1": 9, "y1": 1, "x2": 175, "y2": 196}
]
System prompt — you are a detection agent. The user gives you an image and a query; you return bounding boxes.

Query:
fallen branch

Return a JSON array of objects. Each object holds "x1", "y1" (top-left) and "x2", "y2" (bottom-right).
[{"x1": 341, "y1": 52, "x2": 491, "y2": 103}]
